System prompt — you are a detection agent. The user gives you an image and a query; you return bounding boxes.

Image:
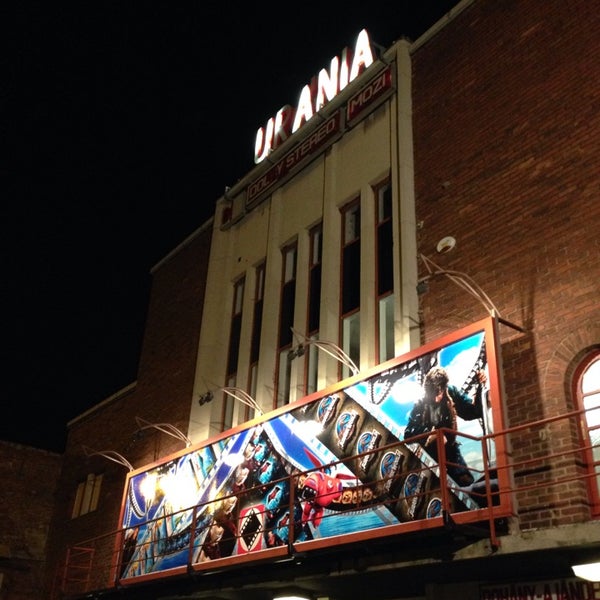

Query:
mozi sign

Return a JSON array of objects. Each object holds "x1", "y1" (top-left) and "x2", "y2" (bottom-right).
[{"x1": 253, "y1": 29, "x2": 375, "y2": 164}]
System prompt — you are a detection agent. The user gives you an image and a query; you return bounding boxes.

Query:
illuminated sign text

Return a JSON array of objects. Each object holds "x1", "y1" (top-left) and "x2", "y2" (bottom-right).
[
  {"x1": 254, "y1": 29, "x2": 374, "y2": 164},
  {"x1": 247, "y1": 113, "x2": 341, "y2": 207},
  {"x1": 245, "y1": 65, "x2": 392, "y2": 209}
]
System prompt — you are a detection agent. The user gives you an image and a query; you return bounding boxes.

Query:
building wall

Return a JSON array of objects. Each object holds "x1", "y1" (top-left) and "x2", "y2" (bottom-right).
[
  {"x1": 45, "y1": 384, "x2": 139, "y2": 595},
  {"x1": 135, "y1": 220, "x2": 212, "y2": 443},
  {"x1": 189, "y1": 42, "x2": 415, "y2": 443},
  {"x1": 0, "y1": 441, "x2": 61, "y2": 600},
  {"x1": 412, "y1": 0, "x2": 600, "y2": 529}
]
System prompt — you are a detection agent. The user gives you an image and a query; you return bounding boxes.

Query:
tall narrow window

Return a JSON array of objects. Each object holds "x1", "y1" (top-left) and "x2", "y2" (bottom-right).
[
  {"x1": 71, "y1": 473, "x2": 103, "y2": 518},
  {"x1": 341, "y1": 200, "x2": 360, "y2": 379},
  {"x1": 305, "y1": 224, "x2": 322, "y2": 395},
  {"x1": 276, "y1": 243, "x2": 297, "y2": 409},
  {"x1": 247, "y1": 262, "x2": 265, "y2": 421},
  {"x1": 575, "y1": 351, "x2": 600, "y2": 515},
  {"x1": 376, "y1": 180, "x2": 394, "y2": 363},
  {"x1": 223, "y1": 277, "x2": 245, "y2": 430}
]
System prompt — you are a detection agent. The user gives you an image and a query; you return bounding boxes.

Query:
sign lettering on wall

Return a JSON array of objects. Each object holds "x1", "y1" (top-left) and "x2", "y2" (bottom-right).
[
  {"x1": 246, "y1": 113, "x2": 342, "y2": 208},
  {"x1": 245, "y1": 63, "x2": 394, "y2": 211},
  {"x1": 346, "y1": 66, "x2": 393, "y2": 124},
  {"x1": 480, "y1": 579, "x2": 599, "y2": 600},
  {"x1": 254, "y1": 29, "x2": 375, "y2": 164}
]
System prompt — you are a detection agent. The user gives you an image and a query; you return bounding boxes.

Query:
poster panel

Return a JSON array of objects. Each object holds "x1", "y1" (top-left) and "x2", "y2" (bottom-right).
[{"x1": 116, "y1": 317, "x2": 509, "y2": 583}]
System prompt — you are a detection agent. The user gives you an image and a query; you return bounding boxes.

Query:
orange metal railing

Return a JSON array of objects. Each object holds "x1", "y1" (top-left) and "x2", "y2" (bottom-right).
[{"x1": 56, "y1": 406, "x2": 599, "y2": 599}]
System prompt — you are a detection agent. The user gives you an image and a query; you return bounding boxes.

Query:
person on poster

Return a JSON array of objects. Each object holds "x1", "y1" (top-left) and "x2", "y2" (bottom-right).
[
  {"x1": 403, "y1": 365, "x2": 487, "y2": 486},
  {"x1": 197, "y1": 521, "x2": 225, "y2": 562},
  {"x1": 119, "y1": 527, "x2": 139, "y2": 578}
]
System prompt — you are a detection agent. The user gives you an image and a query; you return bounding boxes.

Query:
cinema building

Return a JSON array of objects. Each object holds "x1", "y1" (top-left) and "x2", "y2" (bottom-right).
[{"x1": 45, "y1": 1, "x2": 599, "y2": 599}]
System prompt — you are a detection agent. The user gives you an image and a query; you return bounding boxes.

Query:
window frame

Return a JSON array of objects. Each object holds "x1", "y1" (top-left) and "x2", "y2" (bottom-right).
[
  {"x1": 275, "y1": 243, "x2": 297, "y2": 409},
  {"x1": 573, "y1": 349, "x2": 600, "y2": 516},
  {"x1": 223, "y1": 276, "x2": 245, "y2": 431},
  {"x1": 246, "y1": 262, "x2": 266, "y2": 421},
  {"x1": 375, "y1": 178, "x2": 394, "y2": 364},
  {"x1": 304, "y1": 223, "x2": 323, "y2": 395},
  {"x1": 71, "y1": 472, "x2": 103, "y2": 518},
  {"x1": 340, "y1": 199, "x2": 361, "y2": 379}
]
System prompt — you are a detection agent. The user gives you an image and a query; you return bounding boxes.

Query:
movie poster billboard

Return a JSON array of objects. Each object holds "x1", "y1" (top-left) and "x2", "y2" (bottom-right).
[{"x1": 116, "y1": 317, "x2": 510, "y2": 584}]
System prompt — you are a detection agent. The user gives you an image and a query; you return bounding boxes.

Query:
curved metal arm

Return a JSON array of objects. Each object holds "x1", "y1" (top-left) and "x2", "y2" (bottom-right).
[
  {"x1": 199, "y1": 386, "x2": 263, "y2": 416},
  {"x1": 290, "y1": 328, "x2": 359, "y2": 376},
  {"x1": 134, "y1": 416, "x2": 193, "y2": 447},
  {"x1": 220, "y1": 387, "x2": 264, "y2": 415},
  {"x1": 82, "y1": 446, "x2": 134, "y2": 471},
  {"x1": 420, "y1": 254, "x2": 501, "y2": 318}
]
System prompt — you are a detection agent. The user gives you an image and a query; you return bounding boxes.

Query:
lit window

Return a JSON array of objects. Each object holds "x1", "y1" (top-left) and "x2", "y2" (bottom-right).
[
  {"x1": 305, "y1": 224, "x2": 323, "y2": 394},
  {"x1": 343, "y1": 201, "x2": 360, "y2": 244},
  {"x1": 276, "y1": 244, "x2": 297, "y2": 408},
  {"x1": 376, "y1": 179, "x2": 394, "y2": 363},
  {"x1": 223, "y1": 375, "x2": 236, "y2": 430},
  {"x1": 72, "y1": 473, "x2": 103, "y2": 518},
  {"x1": 576, "y1": 351, "x2": 600, "y2": 515},
  {"x1": 247, "y1": 262, "x2": 265, "y2": 421},
  {"x1": 224, "y1": 277, "x2": 245, "y2": 430},
  {"x1": 341, "y1": 200, "x2": 360, "y2": 378}
]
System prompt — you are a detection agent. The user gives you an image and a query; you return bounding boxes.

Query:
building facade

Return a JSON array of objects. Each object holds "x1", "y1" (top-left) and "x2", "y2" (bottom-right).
[
  {"x1": 0, "y1": 441, "x2": 61, "y2": 600},
  {"x1": 44, "y1": 1, "x2": 599, "y2": 599}
]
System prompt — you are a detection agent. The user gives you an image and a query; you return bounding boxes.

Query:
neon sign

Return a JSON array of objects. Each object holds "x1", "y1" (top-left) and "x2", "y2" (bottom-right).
[{"x1": 253, "y1": 29, "x2": 375, "y2": 164}]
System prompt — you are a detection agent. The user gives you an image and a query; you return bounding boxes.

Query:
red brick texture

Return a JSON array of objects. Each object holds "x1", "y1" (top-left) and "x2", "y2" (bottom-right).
[{"x1": 413, "y1": 0, "x2": 600, "y2": 529}]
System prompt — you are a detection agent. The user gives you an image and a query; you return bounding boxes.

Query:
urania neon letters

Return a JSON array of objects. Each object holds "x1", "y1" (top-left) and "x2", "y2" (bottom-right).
[{"x1": 254, "y1": 29, "x2": 374, "y2": 164}]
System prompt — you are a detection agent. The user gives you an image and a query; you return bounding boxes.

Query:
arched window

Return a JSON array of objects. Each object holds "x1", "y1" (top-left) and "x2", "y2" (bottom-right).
[{"x1": 575, "y1": 351, "x2": 600, "y2": 515}]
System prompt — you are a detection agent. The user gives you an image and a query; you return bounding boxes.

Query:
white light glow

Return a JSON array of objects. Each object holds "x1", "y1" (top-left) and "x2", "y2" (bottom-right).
[
  {"x1": 292, "y1": 84, "x2": 314, "y2": 132},
  {"x1": 294, "y1": 419, "x2": 323, "y2": 439},
  {"x1": 222, "y1": 452, "x2": 245, "y2": 467},
  {"x1": 160, "y1": 470, "x2": 197, "y2": 512},
  {"x1": 349, "y1": 28, "x2": 374, "y2": 80},
  {"x1": 316, "y1": 57, "x2": 339, "y2": 111},
  {"x1": 572, "y1": 562, "x2": 600, "y2": 581},
  {"x1": 139, "y1": 472, "x2": 157, "y2": 505}
]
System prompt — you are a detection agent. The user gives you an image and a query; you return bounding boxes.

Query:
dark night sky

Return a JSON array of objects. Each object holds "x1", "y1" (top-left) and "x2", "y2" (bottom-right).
[{"x1": 4, "y1": 2, "x2": 460, "y2": 453}]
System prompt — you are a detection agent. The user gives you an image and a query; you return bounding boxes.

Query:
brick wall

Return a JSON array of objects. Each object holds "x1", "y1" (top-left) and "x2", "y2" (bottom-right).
[
  {"x1": 0, "y1": 441, "x2": 61, "y2": 600},
  {"x1": 134, "y1": 220, "x2": 212, "y2": 450},
  {"x1": 413, "y1": 0, "x2": 600, "y2": 529}
]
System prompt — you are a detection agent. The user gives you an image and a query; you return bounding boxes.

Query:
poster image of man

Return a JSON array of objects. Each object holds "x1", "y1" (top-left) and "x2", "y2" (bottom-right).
[{"x1": 403, "y1": 365, "x2": 487, "y2": 486}]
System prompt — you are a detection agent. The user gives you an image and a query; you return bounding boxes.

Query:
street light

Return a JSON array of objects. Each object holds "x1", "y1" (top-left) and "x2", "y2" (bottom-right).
[{"x1": 572, "y1": 561, "x2": 600, "y2": 582}]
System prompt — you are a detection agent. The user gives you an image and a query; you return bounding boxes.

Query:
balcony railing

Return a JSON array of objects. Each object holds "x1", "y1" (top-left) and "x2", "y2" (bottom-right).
[{"x1": 56, "y1": 406, "x2": 599, "y2": 599}]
